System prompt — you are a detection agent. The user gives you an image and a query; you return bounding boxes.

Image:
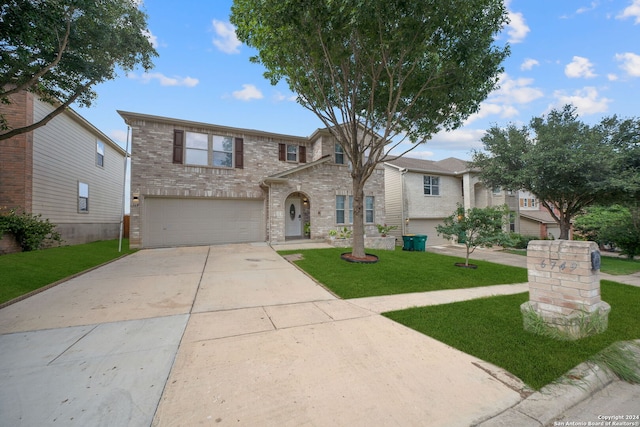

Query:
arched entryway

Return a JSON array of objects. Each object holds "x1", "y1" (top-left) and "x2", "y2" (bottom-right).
[{"x1": 284, "y1": 192, "x2": 311, "y2": 240}]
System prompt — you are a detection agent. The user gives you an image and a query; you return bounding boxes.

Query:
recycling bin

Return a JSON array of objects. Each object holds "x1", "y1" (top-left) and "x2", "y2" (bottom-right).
[
  {"x1": 402, "y1": 234, "x2": 415, "y2": 251},
  {"x1": 414, "y1": 234, "x2": 428, "y2": 252}
]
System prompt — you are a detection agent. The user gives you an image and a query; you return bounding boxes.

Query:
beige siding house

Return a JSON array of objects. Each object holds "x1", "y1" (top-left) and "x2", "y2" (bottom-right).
[
  {"x1": 0, "y1": 90, "x2": 126, "y2": 250},
  {"x1": 119, "y1": 111, "x2": 386, "y2": 249},
  {"x1": 384, "y1": 157, "x2": 519, "y2": 246}
]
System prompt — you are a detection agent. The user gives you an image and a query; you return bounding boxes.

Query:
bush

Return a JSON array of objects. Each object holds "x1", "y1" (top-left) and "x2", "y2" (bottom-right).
[
  {"x1": 0, "y1": 209, "x2": 62, "y2": 251},
  {"x1": 504, "y1": 233, "x2": 541, "y2": 249}
]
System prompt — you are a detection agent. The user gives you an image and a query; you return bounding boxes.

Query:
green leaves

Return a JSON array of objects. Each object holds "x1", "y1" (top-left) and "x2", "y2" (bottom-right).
[{"x1": 1, "y1": 0, "x2": 158, "y2": 139}]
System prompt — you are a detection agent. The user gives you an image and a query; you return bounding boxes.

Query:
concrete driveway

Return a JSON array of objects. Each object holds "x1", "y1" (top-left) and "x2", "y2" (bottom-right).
[{"x1": 0, "y1": 243, "x2": 525, "y2": 426}]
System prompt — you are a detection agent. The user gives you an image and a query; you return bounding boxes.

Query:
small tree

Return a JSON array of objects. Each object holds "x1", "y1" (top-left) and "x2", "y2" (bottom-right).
[
  {"x1": 436, "y1": 204, "x2": 511, "y2": 267},
  {"x1": 575, "y1": 204, "x2": 640, "y2": 259}
]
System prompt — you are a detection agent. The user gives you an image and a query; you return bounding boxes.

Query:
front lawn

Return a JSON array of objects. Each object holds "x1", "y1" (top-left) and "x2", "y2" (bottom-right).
[
  {"x1": 277, "y1": 247, "x2": 527, "y2": 299},
  {"x1": 384, "y1": 280, "x2": 640, "y2": 390},
  {"x1": 0, "y1": 239, "x2": 136, "y2": 304}
]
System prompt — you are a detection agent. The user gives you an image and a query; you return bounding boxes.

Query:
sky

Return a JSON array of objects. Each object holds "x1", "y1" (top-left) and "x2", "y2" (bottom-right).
[{"x1": 77, "y1": 0, "x2": 640, "y2": 162}]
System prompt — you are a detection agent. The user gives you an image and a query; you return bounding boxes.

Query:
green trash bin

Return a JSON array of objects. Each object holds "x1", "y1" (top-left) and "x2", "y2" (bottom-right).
[
  {"x1": 414, "y1": 234, "x2": 428, "y2": 252},
  {"x1": 402, "y1": 234, "x2": 415, "y2": 251}
]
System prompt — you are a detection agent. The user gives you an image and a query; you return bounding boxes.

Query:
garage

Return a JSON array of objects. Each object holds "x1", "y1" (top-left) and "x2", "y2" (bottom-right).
[
  {"x1": 143, "y1": 198, "x2": 265, "y2": 248},
  {"x1": 407, "y1": 218, "x2": 450, "y2": 246}
]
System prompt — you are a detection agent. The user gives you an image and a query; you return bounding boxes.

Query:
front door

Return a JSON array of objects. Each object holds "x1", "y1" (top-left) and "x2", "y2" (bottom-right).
[{"x1": 285, "y1": 197, "x2": 302, "y2": 237}]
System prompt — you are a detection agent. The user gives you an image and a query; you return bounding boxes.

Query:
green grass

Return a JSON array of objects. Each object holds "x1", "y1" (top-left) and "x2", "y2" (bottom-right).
[
  {"x1": 0, "y1": 239, "x2": 136, "y2": 304},
  {"x1": 277, "y1": 247, "x2": 527, "y2": 299},
  {"x1": 384, "y1": 280, "x2": 640, "y2": 390},
  {"x1": 502, "y1": 249, "x2": 640, "y2": 275}
]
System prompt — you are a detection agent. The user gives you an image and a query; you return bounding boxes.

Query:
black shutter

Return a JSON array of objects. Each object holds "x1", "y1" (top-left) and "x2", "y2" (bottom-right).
[
  {"x1": 299, "y1": 146, "x2": 306, "y2": 163},
  {"x1": 279, "y1": 143, "x2": 286, "y2": 161},
  {"x1": 173, "y1": 130, "x2": 184, "y2": 164},
  {"x1": 235, "y1": 137, "x2": 244, "y2": 169}
]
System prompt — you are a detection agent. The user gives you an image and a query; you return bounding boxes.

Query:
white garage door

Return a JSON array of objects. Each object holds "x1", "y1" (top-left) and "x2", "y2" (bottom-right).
[
  {"x1": 408, "y1": 219, "x2": 450, "y2": 246},
  {"x1": 143, "y1": 198, "x2": 264, "y2": 248}
]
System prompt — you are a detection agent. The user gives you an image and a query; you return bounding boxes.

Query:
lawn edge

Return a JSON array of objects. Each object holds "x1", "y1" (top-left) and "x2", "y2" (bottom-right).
[{"x1": 0, "y1": 253, "x2": 133, "y2": 309}]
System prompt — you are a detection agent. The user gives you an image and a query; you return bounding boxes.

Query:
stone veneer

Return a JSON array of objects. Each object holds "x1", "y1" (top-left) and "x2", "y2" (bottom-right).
[{"x1": 521, "y1": 240, "x2": 610, "y2": 340}]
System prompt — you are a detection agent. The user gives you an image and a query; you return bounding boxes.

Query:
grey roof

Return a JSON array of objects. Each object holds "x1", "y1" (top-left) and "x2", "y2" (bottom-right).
[
  {"x1": 519, "y1": 210, "x2": 558, "y2": 224},
  {"x1": 384, "y1": 156, "x2": 472, "y2": 175}
]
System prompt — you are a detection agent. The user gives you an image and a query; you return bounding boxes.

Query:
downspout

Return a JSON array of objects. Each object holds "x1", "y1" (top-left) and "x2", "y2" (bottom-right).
[
  {"x1": 400, "y1": 168, "x2": 408, "y2": 235},
  {"x1": 118, "y1": 126, "x2": 130, "y2": 252}
]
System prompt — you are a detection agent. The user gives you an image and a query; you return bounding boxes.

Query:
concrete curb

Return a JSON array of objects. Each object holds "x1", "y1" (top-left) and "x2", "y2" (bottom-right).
[
  {"x1": 475, "y1": 362, "x2": 617, "y2": 426},
  {"x1": 476, "y1": 340, "x2": 640, "y2": 426}
]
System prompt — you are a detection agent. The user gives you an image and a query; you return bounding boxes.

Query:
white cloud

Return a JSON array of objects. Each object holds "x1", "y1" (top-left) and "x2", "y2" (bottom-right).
[
  {"x1": 110, "y1": 129, "x2": 129, "y2": 145},
  {"x1": 551, "y1": 87, "x2": 611, "y2": 115},
  {"x1": 491, "y1": 73, "x2": 544, "y2": 105},
  {"x1": 130, "y1": 72, "x2": 199, "y2": 87},
  {"x1": 506, "y1": 10, "x2": 530, "y2": 43},
  {"x1": 520, "y1": 58, "x2": 539, "y2": 71},
  {"x1": 615, "y1": 52, "x2": 640, "y2": 76},
  {"x1": 608, "y1": 73, "x2": 619, "y2": 81},
  {"x1": 576, "y1": 1, "x2": 598, "y2": 14},
  {"x1": 141, "y1": 29, "x2": 158, "y2": 48},
  {"x1": 273, "y1": 91, "x2": 297, "y2": 102},
  {"x1": 565, "y1": 56, "x2": 597, "y2": 78},
  {"x1": 212, "y1": 20, "x2": 241, "y2": 54},
  {"x1": 617, "y1": 0, "x2": 640, "y2": 23},
  {"x1": 427, "y1": 128, "x2": 488, "y2": 151},
  {"x1": 232, "y1": 84, "x2": 263, "y2": 101}
]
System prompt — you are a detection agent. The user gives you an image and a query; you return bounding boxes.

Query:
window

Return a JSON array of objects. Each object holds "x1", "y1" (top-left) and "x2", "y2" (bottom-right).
[
  {"x1": 213, "y1": 135, "x2": 233, "y2": 167},
  {"x1": 509, "y1": 211, "x2": 516, "y2": 232},
  {"x1": 423, "y1": 176, "x2": 440, "y2": 196},
  {"x1": 287, "y1": 144, "x2": 298, "y2": 162},
  {"x1": 78, "y1": 182, "x2": 89, "y2": 212},
  {"x1": 492, "y1": 186, "x2": 501, "y2": 195},
  {"x1": 335, "y1": 143, "x2": 344, "y2": 164},
  {"x1": 177, "y1": 131, "x2": 242, "y2": 168},
  {"x1": 365, "y1": 196, "x2": 374, "y2": 223},
  {"x1": 96, "y1": 141, "x2": 105, "y2": 167},
  {"x1": 336, "y1": 195, "x2": 372, "y2": 224},
  {"x1": 336, "y1": 195, "x2": 346, "y2": 224},
  {"x1": 185, "y1": 132, "x2": 209, "y2": 166}
]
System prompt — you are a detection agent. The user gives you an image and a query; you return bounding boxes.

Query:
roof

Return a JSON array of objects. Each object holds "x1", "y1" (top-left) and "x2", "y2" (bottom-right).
[
  {"x1": 384, "y1": 156, "x2": 472, "y2": 176},
  {"x1": 263, "y1": 155, "x2": 333, "y2": 182},
  {"x1": 519, "y1": 211, "x2": 558, "y2": 224}
]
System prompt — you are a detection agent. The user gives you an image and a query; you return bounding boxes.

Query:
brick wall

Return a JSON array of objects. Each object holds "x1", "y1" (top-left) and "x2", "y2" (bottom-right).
[
  {"x1": 527, "y1": 240, "x2": 602, "y2": 315},
  {"x1": 0, "y1": 90, "x2": 33, "y2": 211}
]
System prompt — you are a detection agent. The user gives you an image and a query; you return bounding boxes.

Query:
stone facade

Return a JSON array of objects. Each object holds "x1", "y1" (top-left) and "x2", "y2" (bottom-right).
[
  {"x1": 120, "y1": 111, "x2": 386, "y2": 248},
  {"x1": 522, "y1": 240, "x2": 610, "y2": 340}
]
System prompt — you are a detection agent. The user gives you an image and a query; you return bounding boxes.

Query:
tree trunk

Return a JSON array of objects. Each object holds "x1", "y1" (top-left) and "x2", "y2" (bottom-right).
[
  {"x1": 559, "y1": 215, "x2": 571, "y2": 240},
  {"x1": 351, "y1": 177, "x2": 366, "y2": 259}
]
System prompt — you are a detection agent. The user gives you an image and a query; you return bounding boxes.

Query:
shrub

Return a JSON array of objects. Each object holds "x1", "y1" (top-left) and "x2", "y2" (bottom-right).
[
  {"x1": 504, "y1": 233, "x2": 541, "y2": 249},
  {"x1": 0, "y1": 209, "x2": 63, "y2": 252}
]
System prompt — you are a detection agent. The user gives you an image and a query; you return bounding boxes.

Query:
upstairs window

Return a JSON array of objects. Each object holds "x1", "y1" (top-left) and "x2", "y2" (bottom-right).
[
  {"x1": 335, "y1": 143, "x2": 344, "y2": 164},
  {"x1": 423, "y1": 176, "x2": 440, "y2": 196},
  {"x1": 287, "y1": 144, "x2": 298, "y2": 162},
  {"x1": 185, "y1": 132, "x2": 209, "y2": 166},
  {"x1": 213, "y1": 136, "x2": 233, "y2": 167},
  {"x1": 175, "y1": 130, "x2": 243, "y2": 169},
  {"x1": 96, "y1": 141, "x2": 105, "y2": 167},
  {"x1": 78, "y1": 182, "x2": 89, "y2": 213}
]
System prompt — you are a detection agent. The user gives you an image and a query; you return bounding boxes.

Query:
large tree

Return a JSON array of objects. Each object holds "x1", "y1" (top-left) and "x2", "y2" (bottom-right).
[
  {"x1": 472, "y1": 105, "x2": 617, "y2": 240},
  {"x1": 1, "y1": 0, "x2": 157, "y2": 140},
  {"x1": 231, "y1": 0, "x2": 509, "y2": 259}
]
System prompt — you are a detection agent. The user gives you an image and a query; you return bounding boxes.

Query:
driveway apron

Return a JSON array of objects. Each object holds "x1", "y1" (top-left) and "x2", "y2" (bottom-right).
[{"x1": 0, "y1": 243, "x2": 524, "y2": 427}]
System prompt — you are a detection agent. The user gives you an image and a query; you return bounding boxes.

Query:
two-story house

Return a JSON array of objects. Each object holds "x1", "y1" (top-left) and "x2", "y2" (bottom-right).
[
  {"x1": 517, "y1": 190, "x2": 569, "y2": 239},
  {"x1": 118, "y1": 111, "x2": 386, "y2": 249},
  {"x1": 0, "y1": 90, "x2": 126, "y2": 252},
  {"x1": 384, "y1": 157, "x2": 518, "y2": 246}
]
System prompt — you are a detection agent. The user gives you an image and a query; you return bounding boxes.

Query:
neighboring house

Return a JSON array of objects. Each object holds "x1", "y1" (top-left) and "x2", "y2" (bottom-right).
[
  {"x1": 384, "y1": 157, "x2": 518, "y2": 246},
  {"x1": 118, "y1": 111, "x2": 386, "y2": 249},
  {"x1": 517, "y1": 190, "x2": 570, "y2": 239},
  {"x1": 0, "y1": 90, "x2": 126, "y2": 250}
]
